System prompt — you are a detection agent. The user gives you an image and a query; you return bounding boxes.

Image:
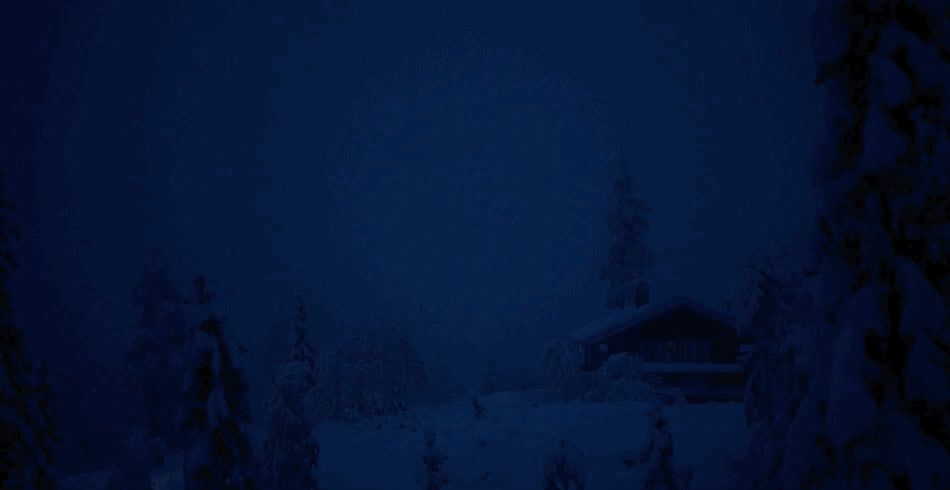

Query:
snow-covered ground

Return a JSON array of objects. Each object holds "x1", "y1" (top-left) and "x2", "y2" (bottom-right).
[{"x1": 62, "y1": 390, "x2": 748, "y2": 490}]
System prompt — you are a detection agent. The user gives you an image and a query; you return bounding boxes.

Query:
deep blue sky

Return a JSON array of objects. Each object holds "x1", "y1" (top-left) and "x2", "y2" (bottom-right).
[{"x1": 7, "y1": 0, "x2": 821, "y2": 381}]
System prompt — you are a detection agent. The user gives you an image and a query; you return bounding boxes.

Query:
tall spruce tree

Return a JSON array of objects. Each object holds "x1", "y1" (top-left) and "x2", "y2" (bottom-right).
[
  {"x1": 259, "y1": 287, "x2": 320, "y2": 490},
  {"x1": 601, "y1": 151, "x2": 651, "y2": 309},
  {"x1": 181, "y1": 276, "x2": 257, "y2": 490},
  {"x1": 0, "y1": 175, "x2": 56, "y2": 489},
  {"x1": 782, "y1": 2, "x2": 950, "y2": 488}
]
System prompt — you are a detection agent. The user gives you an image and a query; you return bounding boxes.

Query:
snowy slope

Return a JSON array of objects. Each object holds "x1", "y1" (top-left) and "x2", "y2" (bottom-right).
[
  {"x1": 61, "y1": 390, "x2": 748, "y2": 490},
  {"x1": 320, "y1": 390, "x2": 748, "y2": 490}
]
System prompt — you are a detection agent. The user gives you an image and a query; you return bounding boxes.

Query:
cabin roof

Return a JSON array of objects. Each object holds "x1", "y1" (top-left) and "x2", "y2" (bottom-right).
[{"x1": 569, "y1": 296, "x2": 735, "y2": 344}]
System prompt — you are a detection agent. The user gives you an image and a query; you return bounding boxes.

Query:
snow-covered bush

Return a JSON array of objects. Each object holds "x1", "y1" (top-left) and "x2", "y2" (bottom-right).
[
  {"x1": 637, "y1": 405, "x2": 692, "y2": 490},
  {"x1": 582, "y1": 353, "x2": 655, "y2": 403},
  {"x1": 418, "y1": 430, "x2": 448, "y2": 490},
  {"x1": 312, "y1": 322, "x2": 426, "y2": 421},
  {"x1": 543, "y1": 340, "x2": 591, "y2": 400},
  {"x1": 541, "y1": 438, "x2": 587, "y2": 490},
  {"x1": 596, "y1": 352, "x2": 643, "y2": 380}
]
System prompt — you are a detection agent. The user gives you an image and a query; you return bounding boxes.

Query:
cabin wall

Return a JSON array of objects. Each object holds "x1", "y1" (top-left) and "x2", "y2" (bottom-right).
[{"x1": 581, "y1": 308, "x2": 740, "y2": 371}]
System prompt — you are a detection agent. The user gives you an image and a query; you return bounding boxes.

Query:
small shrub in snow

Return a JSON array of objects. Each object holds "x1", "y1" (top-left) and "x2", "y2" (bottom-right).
[
  {"x1": 637, "y1": 405, "x2": 692, "y2": 490},
  {"x1": 541, "y1": 438, "x2": 587, "y2": 490},
  {"x1": 419, "y1": 430, "x2": 448, "y2": 490},
  {"x1": 582, "y1": 353, "x2": 656, "y2": 403}
]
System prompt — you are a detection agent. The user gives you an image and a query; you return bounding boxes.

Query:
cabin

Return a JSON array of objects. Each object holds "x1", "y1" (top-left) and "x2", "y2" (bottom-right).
[{"x1": 570, "y1": 287, "x2": 747, "y2": 402}]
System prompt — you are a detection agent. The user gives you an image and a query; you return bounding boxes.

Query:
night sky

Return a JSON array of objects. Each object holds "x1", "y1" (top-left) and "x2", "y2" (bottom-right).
[{"x1": 7, "y1": 0, "x2": 820, "y2": 391}]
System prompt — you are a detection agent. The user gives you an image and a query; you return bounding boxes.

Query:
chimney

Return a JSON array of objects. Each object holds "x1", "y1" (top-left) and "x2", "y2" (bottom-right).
[{"x1": 634, "y1": 281, "x2": 649, "y2": 308}]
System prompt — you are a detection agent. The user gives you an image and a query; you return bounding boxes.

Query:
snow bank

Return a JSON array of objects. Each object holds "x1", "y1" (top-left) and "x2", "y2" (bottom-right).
[{"x1": 62, "y1": 391, "x2": 747, "y2": 490}]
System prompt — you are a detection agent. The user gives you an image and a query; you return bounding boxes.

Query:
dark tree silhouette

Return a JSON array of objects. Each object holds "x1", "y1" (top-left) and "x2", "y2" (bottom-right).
[
  {"x1": 181, "y1": 277, "x2": 257, "y2": 490},
  {"x1": 782, "y1": 2, "x2": 950, "y2": 488},
  {"x1": 601, "y1": 150, "x2": 651, "y2": 309},
  {"x1": 0, "y1": 175, "x2": 57, "y2": 489},
  {"x1": 123, "y1": 248, "x2": 187, "y2": 466}
]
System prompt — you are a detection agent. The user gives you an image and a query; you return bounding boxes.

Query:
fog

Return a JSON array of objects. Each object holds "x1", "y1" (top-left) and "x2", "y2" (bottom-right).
[{"x1": 10, "y1": 0, "x2": 820, "y2": 388}]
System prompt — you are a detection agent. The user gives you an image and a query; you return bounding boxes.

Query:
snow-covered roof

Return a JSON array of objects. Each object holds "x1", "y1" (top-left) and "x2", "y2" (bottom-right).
[{"x1": 569, "y1": 296, "x2": 735, "y2": 344}]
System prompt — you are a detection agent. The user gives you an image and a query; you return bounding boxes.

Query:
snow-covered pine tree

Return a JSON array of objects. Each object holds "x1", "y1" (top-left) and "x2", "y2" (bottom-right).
[
  {"x1": 259, "y1": 287, "x2": 320, "y2": 490},
  {"x1": 181, "y1": 276, "x2": 257, "y2": 490},
  {"x1": 601, "y1": 150, "x2": 651, "y2": 309},
  {"x1": 123, "y1": 248, "x2": 188, "y2": 466},
  {"x1": 259, "y1": 361, "x2": 320, "y2": 490},
  {"x1": 782, "y1": 2, "x2": 950, "y2": 488},
  {"x1": 0, "y1": 175, "x2": 56, "y2": 489}
]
